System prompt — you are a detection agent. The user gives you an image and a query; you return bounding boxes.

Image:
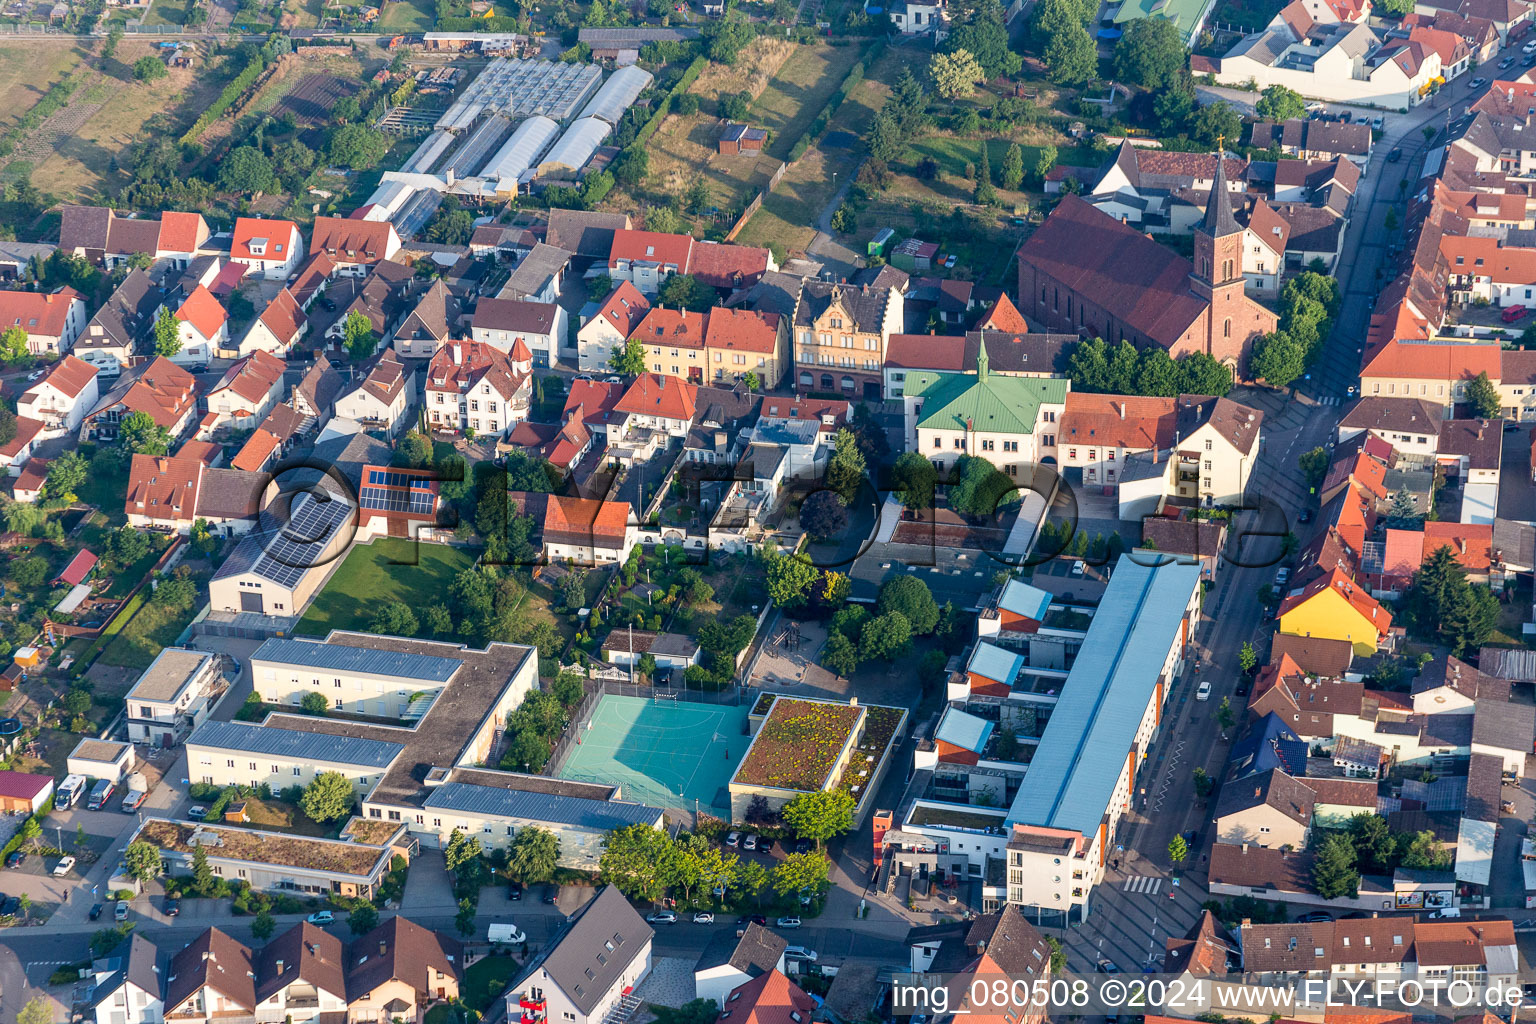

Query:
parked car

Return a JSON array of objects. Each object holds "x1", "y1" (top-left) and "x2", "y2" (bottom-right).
[
  {"x1": 1504, "y1": 304, "x2": 1531, "y2": 323},
  {"x1": 52, "y1": 856, "x2": 75, "y2": 877},
  {"x1": 1298, "y1": 508, "x2": 1315, "y2": 523},
  {"x1": 1427, "y1": 907, "x2": 1462, "y2": 919},
  {"x1": 1275, "y1": 567, "x2": 1290, "y2": 586},
  {"x1": 784, "y1": 945, "x2": 818, "y2": 962},
  {"x1": 693, "y1": 912, "x2": 715, "y2": 924},
  {"x1": 648, "y1": 911, "x2": 678, "y2": 924},
  {"x1": 1387, "y1": 147, "x2": 1403, "y2": 162},
  {"x1": 164, "y1": 898, "x2": 180, "y2": 917},
  {"x1": 743, "y1": 834, "x2": 760, "y2": 851},
  {"x1": 187, "y1": 805, "x2": 208, "y2": 820},
  {"x1": 725, "y1": 831, "x2": 741, "y2": 847},
  {"x1": 776, "y1": 916, "x2": 802, "y2": 928},
  {"x1": 306, "y1": 911, "x2": 335, "y2": 926},
  {"x1": 114, "y1": 902, "x2": 129, "y2": 922},
  {"x1": 543, "y1": 888, "x2": 559, "y2": 905},
  {"x1": 1471, "y1": 77, "x2": 1488, "y2": 88},
  {"x1": 1298, "y1": 911, "x2": 1333, "y2": 922},
  {"x1": 736, "y1": 914, "x2": 768, "y2": 936},
  {"x1": 0, "y1": 896, "x2": 18, "y2": 916},
  {"x1": 1196, "y1": 681, "x2": 1212, "y2": 701},
  {"x1": 1524, "y1": 51, "x2": 1536, "y2": 66},
  {"x1": 508, "y1": 881, "x2": 523, "y2": 901},
  {"x1": 794, "y1": 837, "x2": 811, "y2": 855},
  {"x1": 1372, "y1": 116, "x2": 1384, "y2": 130},
  {"x1": 5, "y1": 851, "x2": 25, "y2": 869},
  {"x1": 1098, "y1": 959, "x2": 1120, "y2": 973},
  {"x1": 89, "y1": 902, "x2": 103, "y2": 921},
  {"x1": 1500, "y1": 55, "x2": 1516, "y2": 67}
]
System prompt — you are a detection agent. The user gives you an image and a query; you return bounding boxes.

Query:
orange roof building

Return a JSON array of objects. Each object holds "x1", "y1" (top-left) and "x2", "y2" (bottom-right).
[
  {"x1": 176, "y1": 284, "x2": 230, "y2": 354},
  {"x1": 1277, "y1": 566, "x2": 1393, "y2": 654},
  {"x1": 614, "y1": 373, "x2": 698, "y2": 430},
  {"x1": 514, "y1": 492, "x2": 635, "y2": 564},
  {"x1": 704, "y1": 307, "x2": 787, "y2": 388}
]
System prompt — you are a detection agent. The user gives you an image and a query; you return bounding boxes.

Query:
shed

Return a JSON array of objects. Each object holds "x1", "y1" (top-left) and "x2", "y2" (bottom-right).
[
  {"x1": 0, "y1": 770, "x2": 53, "y2": 814},
  {"x1": 53, "y1": 549, "x2": 98, "y2": 587},
  {"x1": 12, "y1": 647, "x2": 40, "y2": 669},
  {"x1": 717, "y1": 121, "x2": 768, "y2": 155},
  {"x1": 66, "y1": 738, "x2": 136, "y2": 783},
  {"x1": 868, "y1": 227, "x2": 895, "y2": 257}
]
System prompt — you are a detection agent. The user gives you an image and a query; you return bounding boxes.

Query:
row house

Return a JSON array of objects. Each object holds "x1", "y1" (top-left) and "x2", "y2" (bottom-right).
[
  {"x1": 470, "y1": 296, "x2": 567, "y2": 365},
  {"x1": 606, "y1": 230, "x2": 776, "y2": 296},
  {"x1": 335, "y1": 350, "x2": 415, "y2": 439},
  {"x1": 81, "y1": 356, "x2": 200, "y2": 444},
  {"x1": 0, "y1": 287, "x2": 87, "y2": 356},
  {"x1": 124, "y1": 453, "x2": 264, "y2": 535},
  {"x1": 792, "y1": 281, "x2": 903, "y2": 401},
  {"x1": 576, "y1": 280, "x2": 650, "y2": 372},
  {"x1": 231, "y1": 217, "x2": 305, "y2": 280},
  {"x1": 323, "y1": 260, "x2": 414, "y2": 352},
  {"x1": 311, "y1": 217, "x2": 401, "y2": 276},
  {"x1": 58, "y1": 206, "x2": 209, "y2": 268},
  {"x1": 425, "y1": 340, "x2": 531, "y2": 439},
  {"x1": 17, "y1": 354, "x2": 98, "y2": 436}
]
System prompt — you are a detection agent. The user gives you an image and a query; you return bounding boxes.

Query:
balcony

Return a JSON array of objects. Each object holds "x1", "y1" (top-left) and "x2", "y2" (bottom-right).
[{"x1": 519, "y1": 997, "x2": 547, "y2": 1011}]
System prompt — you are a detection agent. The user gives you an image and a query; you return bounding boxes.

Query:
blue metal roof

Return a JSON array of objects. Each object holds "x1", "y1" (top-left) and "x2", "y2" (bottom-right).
[
  {"x1": 998, "y1": 579, "x2": 1052, "y2": 622},
  {"x1": 1228, "y1": 712, "x2": 1306, "y2": 779},
  {"x1": 935, "y1": 707, "x2": 995, "y2": 754},
  {"x1": 1005, "y1": 556, "x2": 1202, "y2": 836},
  {"x1": 967, "y1": 641, "x2": 1024, "y2": 686},
  {"x1": 187, "y1": 720, "x2": 404, "y2": 769},
  {"x1": 423, "y1": 781, "x2": 664, "y2": 830},
  {"x1": 252, "y1": 637, "x2": 461, "y2": 683}
]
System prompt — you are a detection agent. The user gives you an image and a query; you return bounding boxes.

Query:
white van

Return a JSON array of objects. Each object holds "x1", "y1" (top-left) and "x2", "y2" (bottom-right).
[
  {"x1": 487, "y1": 923, "x2": 527, "y2": 943},
  {"x1": 1427, "y1": 907, "x2": 1462, "y2": 919},
  {"x1": 1524, "y1": 39, "x2": 1536, "y2": 54}
]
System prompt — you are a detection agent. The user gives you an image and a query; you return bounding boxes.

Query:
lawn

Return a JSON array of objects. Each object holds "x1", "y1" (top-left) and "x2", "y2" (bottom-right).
[
  {"x1": 229, "y1": 796, "x2": 338, "y2": 838},
  {"x1": 98, "y1": 574, "x2": 208, "y2": 670},
  {"x1": 462, "y1": 955, "x2": 519, "y2": 1011},
  {"x1": 378, "y1": 0, "x2": 433, "y2": 30},
  {"x1": 296, "y1": 539, "x2": 480, "y2": 637},
  {"x1": 0, "y1": 43, "x2": 86, "y2": 136},
  {"x1": 73, "y1": 453, "x2": 130, "y2": 521},
  {"x1": 748, "y1": 42, "x2": 863, "y2": 163},
  {"x1": 141, "y1": 0, "x2": 188, "y2": 25}
]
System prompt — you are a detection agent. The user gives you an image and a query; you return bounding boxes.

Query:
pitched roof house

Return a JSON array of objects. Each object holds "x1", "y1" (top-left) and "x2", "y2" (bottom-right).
[
  {"x1": 0, "y1": 286, "x2": 88, "y2": 356},
  {"x1": 18, "y1": 354, "x2": 98, "y2": 434},
  {"x1": 205, "y1": 351, "x2": 287, "y2": 432},
  {"x1": 504, "y1": 885, "x2": 654, "y2": 1024},
  {"x1": 82, "y1": 356, "x2": 200, "y2": 443},
  {"x1": 231, "y1": 217, "x2": 305, "y2": 280},
  {"x1": 311, "y1": 217, "x2": 401, "y2": 275}
]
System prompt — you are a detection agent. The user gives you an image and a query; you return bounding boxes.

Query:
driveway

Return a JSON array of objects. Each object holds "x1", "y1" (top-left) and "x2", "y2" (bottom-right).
[{"x1": 400, "y1": 848, "x2": 459, "y2": 915}]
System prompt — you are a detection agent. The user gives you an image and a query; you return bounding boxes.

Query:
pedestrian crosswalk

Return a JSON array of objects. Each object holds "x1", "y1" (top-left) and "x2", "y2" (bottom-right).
[{"x1": 1122, "y1": 875, "x2": 1164, "y2": 894}]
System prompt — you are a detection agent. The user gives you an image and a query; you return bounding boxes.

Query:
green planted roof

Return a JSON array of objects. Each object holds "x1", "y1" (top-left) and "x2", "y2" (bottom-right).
[{"x1": 909, "y1": 367, "x2": 1069, "y2": 435}]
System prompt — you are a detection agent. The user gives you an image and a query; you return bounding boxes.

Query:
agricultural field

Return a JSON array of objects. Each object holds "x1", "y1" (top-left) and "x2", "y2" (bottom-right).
[
  {"x1": 276, "y1": 72, "x2": 361, "y2": 123},
  {"x1": 0, "y1": 42, "x2": 87, "y2": 137},
  {"x1": 32, "y1": 41, "x2": 228, "y2": 201}
]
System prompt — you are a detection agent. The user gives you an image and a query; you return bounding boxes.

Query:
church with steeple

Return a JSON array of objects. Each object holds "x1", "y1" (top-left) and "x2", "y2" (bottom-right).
[{"x1": 1015, "y1": 150, "x2": 1278, "y2": 377}]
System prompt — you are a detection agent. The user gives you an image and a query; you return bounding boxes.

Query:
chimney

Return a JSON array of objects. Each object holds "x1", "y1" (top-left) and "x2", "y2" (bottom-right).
[
  {"x1": 452, "y1": 344, "x2": 462, "y2": 365},
  {"x1": 1117, "y1": 402, "x2": 1126, "y2": 419}
]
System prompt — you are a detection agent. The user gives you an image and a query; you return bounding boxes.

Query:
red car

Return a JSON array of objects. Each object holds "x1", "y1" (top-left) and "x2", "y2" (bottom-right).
[{"x1": 1503, "y1": 305, "x2": 1530, "y2": 323}]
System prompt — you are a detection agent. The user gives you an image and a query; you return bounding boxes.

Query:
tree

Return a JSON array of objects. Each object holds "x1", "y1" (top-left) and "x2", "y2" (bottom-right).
[
  {"x1": 947, "y1": 454, "x2": 1015, "y2": 517},
  {"x1": 1250, "y1": 331, "x2": 1306, "y2": 389},
  {"x1": 1192, "y1": 766, "x2": 1214, "y2": 799},
  {"x1": 703, "y1": 10, "x2": 754, "y2": 63},
  {"x1": 251, "y1": 909, "x2": 276, "y2": 940},
  {"x1": 1313, "y1": 833, "x2": 1360, "y2": 899},
  {"x1": 119, "y1": 410, "x2": 170, "y2": 455},
  {"x1": 1398, "y1": 829, "x2": 1451, "y2": 870},
  {"x1": 218, "y1": 146, "x2": 275, "y2": 194},
  {"x1": 123, "y1": 840, "x2": 162, "y2": 882},
  {"x1": 859, "y1": 611, "x2": 912, "y2": 661},
  {"x1": 17, "y1": 997, "x2": 53, "y2": 1024},
  {"x1": 42, "y1": 451, "x2": 86, "y2": 503},
  {"x1": 300, "y1": 771, "x2": 355, "y2": 823},
  {"x1": 929, "y1": 48, "x2": 984, "y2": 99},
  {"x1": 974, "y1": 141, "x2": 996, "y2": 205},
  {"x1": 1167, "y1": 834, "x2": 1188, "y2": 865},
  {"x1": 133, "y1": 55, "x2": 168, "y2": 81},
  {"x1": 877, "y1": 576, "x2": 940, "y2": 634},
  {"x1": 742, "y1": 370, "x2": 760, "y2": 391},
  {"x1": 1254, "y1": 84, "x2": 1307, "y2": 122},
  {"x1": 772, "y1": 852, "x2": 831, "y2": 896},
  {"x1": 0, "y1": 325, "x2": 26, "y2": 363},
  {"x1": 892, "y1": 451, "x2": 938, "y2": 509},
  {"x1": 799, "y1": 490, "x2": 847, "y2": 541},
  {"x1": 327, "y1": 123, "x2": 388, "y2": 169},
  {"x1": 455, "y1": 897, "x2": 476, "y2": 937},
  {"x1": 822, "y1": 632, "x2": 861, "y2": 677},
  {"x1": 427, "y1": 207, "x2": 476, "y2": 246},
  {"x1": 370, "y1": 601, "x2": 419, "y2": 637},
  {"x1": 445, "y1": 828, "x2": 483, "y2": 872},
  {"x1": 781, "y1": 790, "x2": 856, "y2": 849},
  {"x1": 153, "y1": 306, "x2": 181, "y2": 357},
  {"x1": 1239, "y1": 641, "x2": 1257, "y2": 674},
  {"x1": 1189, "y1": 101, "x2": 1243, "y2": 148},
  {"x1": 1215, "y1": 696, "x2": 1235, "y2": 731},
  {"x1": 1112, "y1": 17, "x2": 1185, "y2": 89},
  {"x1": 765, "y1": 552, "x2": 818, "y2": 608},
  {"x1": 508, "y1": 825, "x2": 560, "y2": 882},
  {"x1": 827, "y1": 429, "x2": 867, "y2": 505},
  {"x1": 1389, "y1": 486, "x2": 1420, "y2": 522},
  {"x1": 1401, "y1": 544, "x2": 1501, "y2": 655},
  {"x1": 658, "y1": 273, "x2": 714, "y2": 313},
  {"x1": 343, "y1": 309, "x2": 378, "y2": 362},
  {"x1": 1468, "y1": 370, "x2": 1502, "y2": 419},
  {"x1": 300, "y1": 691, "x2": 329, "y2": 716},
  {"x1": 1298, "y1": 446, "x2": 1329, "y2": 488},
  {"x1": 1001, "y1": 142, "x2": 1025, "y2": 190},
  {"x1": 1043, "y1": 17, "x2": 1097, "y2": 85},
  {"x1": 600, "y1": 824, "x2": 675, "y2": 902},
  {"x1": 944, "y1": 0, "x2": 1022, "y2": 76},
  {"x1": 733, "y1": 858, "x2": 770, "y2": 905},
  {"x1": 610, "y1": 337, "x2": 648, "y2": 375},
  {"x1": 1345, "y1": 813, "x2": 1398, "y2": 874},
  {"x1": 191, "y1": 844, "x2": 215, "y2": 896}
]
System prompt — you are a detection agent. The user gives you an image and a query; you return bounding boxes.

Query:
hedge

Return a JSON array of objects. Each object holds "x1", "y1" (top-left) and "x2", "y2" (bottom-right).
[
  {"x1": 784, "y1": 36, "x2": 884, "y2": 163},
  {"x1": 1, "y1": 798, "x2": 55, "y2": 861},
  {"x1": 180, "y1": 47, "x2": 272, "y2": 145},
  {"x1": 71, "y1": 589, "x2": 147, "y2": 678},
  {"x1": 632, "y1": 55, "x2": 708, "y2": 149}
]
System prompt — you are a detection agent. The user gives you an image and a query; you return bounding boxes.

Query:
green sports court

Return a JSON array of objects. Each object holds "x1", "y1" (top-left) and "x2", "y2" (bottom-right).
[{"x1": 557, "y1": 695, "x2": 749, "y2": 814}]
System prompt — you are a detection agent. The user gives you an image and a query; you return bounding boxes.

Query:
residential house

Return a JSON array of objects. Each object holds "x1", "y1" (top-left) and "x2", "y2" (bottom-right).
[
  {"x1": 505, "y1": 419, "x2": 593, "y2": 475},
  {"x1": 17, "y1": 354, "x2": 98, "y2": 435},
  {"x1": 356, "y1": 464, "x2": 444, "y2": 541},
  {"x1": 1337, "y1": 397, "x2": 1446, "y2": 456},
  {"x1": 231, "y1": 218, "x2": 305, "y2": 280},
  {"x1": 289, "y1": 252, "x2": 335, "y2": 310},
  {"x1": 124, "y1": 453, "x2": 264, "y2": 535},
  {"x1": 563, "y1": 378, "x2": 627, "y2": 442},
  {"x1": 311, "y1": 217, "x2": 401, "y2": 275},
  {"x1": 335, "y1": 351, "x2": 415, "y2": 439},
  {"x1": 322, "y1": 261, "x2": 413, "y2": 352},
  {"x1": 1411, "y1": 653, "x2": 1509, "y2": 714},
  {"x1": 12, "y1": 458, "x2": 46, "y2": 502},
  {"x1": 87, "y1": 933, "x2": 163, "y2": 1024},
  {"x1": 1213, "y1": 767, "x2": 1315, "y2": 848},
  {"x1": 792, "y1": 280, "x2": 903, "y2": 401},
  {"x1": 704, "y1": 306, "x2": 788, "y2": 389},
  {"x1": 205, "y1": 351, "x2": 286, "y2": 432},
  {"x1": 162, "y1": 928, "x2": 259, "y2": 1022},
  {"x1": 578, "y1": 281, "x2": 651, "y2": 373},
  {"x1": 471, "y1": 297, "x2": 567, "y2": 365},
  {"x1": 502, "y1": 242, "x2": 572, "y2": 305},
  {"x1": 694, "y1": 924, "x2": 787, "y2": 1007},
  {"x1": 1277, "y1": 567, "x2": 1394, "y2": 654},
  {"x1": 81, "y1": 357, "x2": 199, "y2": 444},
  {"x1": 516, "y1": 492, "x2": 637, "y2": 565},
  {"x1": 0, "y1": 287, "x2": 87, "y2": 355},
  {"x1": 126, "y1": 646, "x2": 224, "y2": 748},
  {"x1": 391, "y1": 280, "x2": 461, "y2": 360},
  {"x1": 716, "y1": 971, "x2": 816, "y2": 1024},
  {"x1": 1251, "y1": 118, "x2": 1374, "y2": 169},
  {"x1": 57, "y1": 206, "x2": 209, "y2": 268},
  {"x1": 884, "y1": 330, "x2": 1074, "y2": 400},
  {"x1": 503, "y1": 885, "x2": 654, "y2": 1024},
  {"x1": 546, "y1": 210, "x2": 632, "y2": 259},
  {"x1": 612, "y1": 373, "x2": 698, "y2": 441},
  {"x1": 1358, "y1": 340, "x2": 1502, "y2": 409},
  {"x1": 600, "y1": 630, "x2": 701, "y2": 670},
  {"x1": 907, "y1": 908, "x2": 1055, "y2": 1024},
  {"x1": 290, "y1": 355, "x2": 346, "y2": 432},
  {"x1": 343, "y1": 916, "x2": 463, "y2": 1020},
  {"x1": 683, "y1": 384, "x2": 761, "y2": 466},
  {"x1": 240, "y1": 288, "x2": 308, "y2": 358},
  {"x1": 79, "y1": 271, "x2": 164, "y2": 374},
  {"x1": 0, "y1": 417, "x2": 43, "y2": 476},
  {"x1": 687, "y1": 240, "x2": 776, "y2": 293},
  {"x1": 630, "y1": 306, "x2": 708, "y2": 383},
  {"x1": 172, "y1": 285, "x2": 230, "y2": 367},
  {"x1": 608, "y1": 229, "x2": 694, "y2": 295},
  {"x1": 424, "y1": 341, "x2": 531, "y2": 439}
]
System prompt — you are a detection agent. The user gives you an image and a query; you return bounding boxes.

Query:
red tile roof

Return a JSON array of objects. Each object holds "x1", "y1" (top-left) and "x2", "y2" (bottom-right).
[
  {"x1": 633, "y1": 307, "x2": 707, "y2": 349},
  {"x1": 311, "y1": 216, "x2": 396, "y2": 265},
  {"x1": 258, "y1": 288, "x2": 307, "y2": 342},
  {"x1": 1061, "y1": 394, "x2": 1177, "y2": 450},
  {"x1": 231, "y1": 428, "x2": 281, "y2": 472},
  {"x1": 884, "y1": 333, "x2": 970, "y2": 370},
  {"x1": 0, "y1": 287, "x2": 82, "y2": 339},
  {"x1": 1423, "y1": 520, "x2": 1494, "y2": 570},
  {"x1": 231, "y1": 217, "x2": 300, "y2": 263},
  {"x1": 177, "y1": 439, "x2": 222, "y2": 465},
  {"x1": 705, "y1": 307, "x2": 780, "y2": 355},
  {"x1": 426, "y1": 342, "x2": 527, "y2": 402},
  {"x1": 0, "y1": 416, "x2": 42, "y2": 460},
  {"x1": 14, "y1": 457, "x2": 46, "y2": 494},
  {"x1": 54, "y1": 549, "x2": 97, "y2": 586},
  {"x1": 976, "y1": 293, "x2": 1029, "y2": 333},
  {"x1": 118, "y1": 357, "x2": 198, "y2": 429},
  {"x1": 686, "y1": 240, "x2": 772, "y2": 289},
  {"x1": 615, "y1": 372, "x2": 697, "y2": 421},
  {"x1": 1361, "y1": 340, "x2": 1502, "y2": 381},
  {"x1": 0, "y1": 771, "x2": 51, "y2": 801},
  {"x1": 31, "y1": 354, "x2": 96, "y2": 399},
  {"x1": 1278, "y1": 566, "x2": 1393, "y2": 636},
  {"x1": 589, "y1": 281, "x2": 651, "y2": 338},
  {"x1": 126, "y1": 453, "x2": 201, "y2": 522},
  {"x1": 177, "y1": 285, "x2": 228, "y2": 342},
  {"x1": 718, "y1": 970, "x2": 815, "y2": 1024},
  {"x1": 609, "y1": 229, "x2": 693, "y2": 270},
  {"x1": 563, "y1": 379, "x2": 626, "y2": 429},
  {"x1": 213, "y1": 350, "x2": 285, "y2": 407},
  {"x1": 157, "y1": 211, "x2": 208, "y2": 254}
]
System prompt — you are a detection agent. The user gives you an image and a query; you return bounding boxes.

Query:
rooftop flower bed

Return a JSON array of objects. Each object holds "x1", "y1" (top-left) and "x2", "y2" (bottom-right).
[
  {"x1": 735, "y1": 698, "x2": 863, "y2": 792},
  {"x1": 340, "y1": 818, "x2": 402, "y2": 845},
  {"x1": 139, "y1": 819, "x2": 386, "y2": 877},
  {"x1": 836, "y1": 705, "x2": 904, "y2": 798},
  {"x1": 752, "y1": 692, "x2": 776, "y2": 717}
]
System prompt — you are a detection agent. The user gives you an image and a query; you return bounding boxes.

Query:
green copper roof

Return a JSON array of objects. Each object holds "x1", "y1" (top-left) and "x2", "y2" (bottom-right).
[{"x1": 909, "y1": 369, "x2": 1069, "y2": 435}]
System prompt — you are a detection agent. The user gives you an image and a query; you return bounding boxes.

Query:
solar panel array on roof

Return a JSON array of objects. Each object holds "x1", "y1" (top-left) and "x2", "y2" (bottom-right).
[
  {"x1": 252, "y1": 636, "x2": 462, "y2": 682},
  {"x1": 210, "y1": 490, "x2": 353, "y2": 590},
  {"x1": 360, "y1": 469, "x2": 436, "y2": 516}
]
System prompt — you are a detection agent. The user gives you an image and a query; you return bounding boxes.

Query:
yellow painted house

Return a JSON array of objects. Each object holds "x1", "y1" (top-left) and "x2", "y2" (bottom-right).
[{"x1": 1276, "y1": 567, "x2": 1393, "y2": 656}]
